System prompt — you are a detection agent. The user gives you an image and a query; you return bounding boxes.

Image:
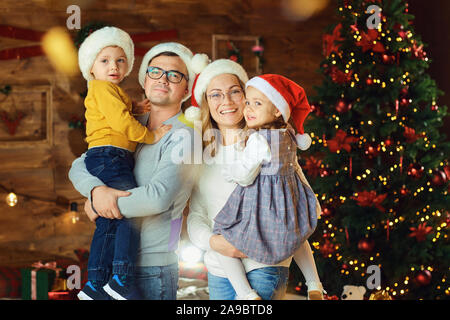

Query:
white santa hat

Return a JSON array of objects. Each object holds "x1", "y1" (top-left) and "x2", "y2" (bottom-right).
[
  {"x1": 183, "y1": 54, "x2": 249, "y2": 121},
  {"x1": 246, "y1": 74, "x2": 312, "y2": 150},
  {"x1": 78, "y1": 26, "x2": 134, "y2": 82},
  {"x1": 138, "y1": 42, "x2": 196, "y2": 103}
]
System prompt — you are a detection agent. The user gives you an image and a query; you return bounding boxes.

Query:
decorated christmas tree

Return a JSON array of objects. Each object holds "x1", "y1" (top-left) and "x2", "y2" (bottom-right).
[{"x1": 294, "y1": 0, "x2": 450, "y2": 300}]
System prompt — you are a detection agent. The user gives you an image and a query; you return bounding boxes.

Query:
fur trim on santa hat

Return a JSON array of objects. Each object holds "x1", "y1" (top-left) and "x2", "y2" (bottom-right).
[
  {"x1": 193, "y1": 58, "x2": 248, "y2": 108},
  {"x1": 78, "y1": 26, "x2": 134, "y2": 82},
  {"x1": 138, "y1": 42, "x2": 195, "y2": 102}
]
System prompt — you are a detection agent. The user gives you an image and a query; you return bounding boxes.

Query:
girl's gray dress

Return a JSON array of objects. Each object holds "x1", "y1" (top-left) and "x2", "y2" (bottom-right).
[{"x1": 213, "y1": 128, "x2": 318, "y2": 265}]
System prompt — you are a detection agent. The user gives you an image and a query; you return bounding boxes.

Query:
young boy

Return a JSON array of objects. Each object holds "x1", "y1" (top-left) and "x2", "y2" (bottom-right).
[{"x1": 76, "y1": 26, "x2": 171, "y2": 300}]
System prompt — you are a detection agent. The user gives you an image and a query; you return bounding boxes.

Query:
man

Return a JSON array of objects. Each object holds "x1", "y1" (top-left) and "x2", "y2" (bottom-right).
[{"x1": 69, "y1": 42, "x2": 199, "y2": 300}]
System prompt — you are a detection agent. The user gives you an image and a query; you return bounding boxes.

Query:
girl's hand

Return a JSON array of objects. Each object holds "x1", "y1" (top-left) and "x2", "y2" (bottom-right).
[
  {"x1": 84, "y1": 199, "x2": 98, "y2": 222},
  {"x1": 209, "y1": 235, "x2": 248, "y2": 258},
  {"x1": 132, "y1": 99, "x2": 151, "y2": 115}
]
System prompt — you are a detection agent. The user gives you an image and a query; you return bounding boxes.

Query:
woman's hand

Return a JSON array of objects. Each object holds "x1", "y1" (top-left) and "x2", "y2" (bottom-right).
[
  {"x1": 209, "y1": 235, "x2": 247, "y2": 258},
  {"x1": 91, "y1": 185, "x2": 131, "y2": 219},
  {"x1": 84, "y1": 199, "x2": 99, "y2": 222}
]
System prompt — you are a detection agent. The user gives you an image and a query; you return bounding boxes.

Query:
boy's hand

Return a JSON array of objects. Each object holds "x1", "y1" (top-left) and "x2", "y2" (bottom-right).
[{"x1": 132, "y1": 98, "x2": 151, "y2": 115}]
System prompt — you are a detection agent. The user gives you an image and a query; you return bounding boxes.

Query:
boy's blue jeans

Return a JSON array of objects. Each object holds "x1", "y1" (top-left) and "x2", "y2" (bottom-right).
[{"x1": 85, "y1": 146, "x2": 140, "y2": 284}]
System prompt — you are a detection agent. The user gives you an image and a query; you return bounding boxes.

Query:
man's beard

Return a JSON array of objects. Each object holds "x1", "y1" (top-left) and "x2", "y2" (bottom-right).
[{"x1": 147, "y1": 86, "x2": 172, "y2": 106}]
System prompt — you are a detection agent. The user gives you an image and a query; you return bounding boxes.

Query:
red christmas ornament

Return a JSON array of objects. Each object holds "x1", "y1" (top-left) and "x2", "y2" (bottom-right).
[
  {"x1": 384, "y1": 138, "x2": 393, "y2": 147},
  {"x1": 335, "y1": 100, "x2": 352, "y2": 113},
  {"x1": 400, "y1": 98, "x2": 409, "y2": 107},
  {"x1": 414, "y1": 270, "x2": 432, "y2": 286},
  {"x1": 400, "y1": 186, "x2": 410, "y2": 196},
  {"x1": 407, "y1": 164, "x2": 424, "y2": 179},
  {"x1": 321, "y1": 205, "x2": 335, "y2": 218},
  {"x1": 431, "y1": 105, "x2": 439, "y2": 111},
  {"x1": 381, "y1": 54, "x2": 395, "y2": 64},
  {"x1": 431, "y1": 170, "x2": 447, "y2": 186},
  {"x1": 320, "y1": 240, "x2": 335, "y2": 257},
  {"x1": 312, "y1": 104, "x2": 325, "y2": 117},
  {"x1": 443, "y1": 166, "x2": 450, "y2": 181},
  {"x1": 358, "y1": 238, "x2": 375, "y2": 253},
  {"x1": 366, "y1": 78, "x2": 374, "y2": 85},
  {"x1": 364, "y1": 143, "x2": 380, "y2": 158},
  {"x1": 400, "y1": 87, "x2": 409, "y2": 97},
  {"x1": 320, "y1": 168, "x2": 331, "y2": 178}
]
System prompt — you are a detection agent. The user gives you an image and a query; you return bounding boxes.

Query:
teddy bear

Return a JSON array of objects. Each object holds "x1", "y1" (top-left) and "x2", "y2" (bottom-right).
[{"x1": 340, "y1": 285, "x2": 366, "y2": 300}]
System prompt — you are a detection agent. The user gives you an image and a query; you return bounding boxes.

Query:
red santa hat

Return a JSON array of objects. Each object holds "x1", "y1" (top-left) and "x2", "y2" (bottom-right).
[{"x1": 245, "y1": 74, "x2": 312, "y2": 150}]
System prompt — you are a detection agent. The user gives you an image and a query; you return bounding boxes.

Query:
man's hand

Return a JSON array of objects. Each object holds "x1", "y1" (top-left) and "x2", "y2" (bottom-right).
[
  {"x1": 91, "y1": 185, "x2": 131, "y2": 219},
  {"x1": 209, "y1": 235, "x2": 248, "y2": 258},
  {"x1": 84, "y1": 199, "x2": 98, "y2": 222},
  {"x1": 132, "y1": 99, "x2": 151, "y2": 115}
]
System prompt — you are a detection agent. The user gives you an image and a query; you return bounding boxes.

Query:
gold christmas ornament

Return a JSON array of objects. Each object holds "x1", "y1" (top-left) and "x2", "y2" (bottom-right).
[
  {"x1": 369, "y1": 289, "x2": 393, "y2": 300},
  {"x1": 41, "y1": 27, "x2": 79, "y2": 76}
]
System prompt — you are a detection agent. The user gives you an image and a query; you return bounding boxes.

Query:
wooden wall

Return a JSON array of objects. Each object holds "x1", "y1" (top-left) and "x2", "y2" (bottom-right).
[{"x1": 0, "y1": 0, "x2": 448, "y2": 264}]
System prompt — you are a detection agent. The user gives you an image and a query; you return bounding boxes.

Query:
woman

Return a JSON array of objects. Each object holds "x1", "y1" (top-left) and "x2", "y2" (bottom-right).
[{"x1": 186, "y1": 57, "x2": 324, "y2": 300}]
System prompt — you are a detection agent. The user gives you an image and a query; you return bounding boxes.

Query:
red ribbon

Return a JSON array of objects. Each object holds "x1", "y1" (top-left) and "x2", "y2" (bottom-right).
[
  {"x1": 345, "y1": 227, "x2": 350, "y2": 245},
  {"x1": 386, "y1": 219, "x2": 390, "y2": 241},
  {"x1": 399, "y1": 155, "x2": 403, "y2": 173},
  {"x1": 395, "y1": 99, "x2": 399, "y2": 116},
  {"x1": 349, "y1": 157, "x2": 353, "y2": 177},
  {"x1": 0, "y1": 25, "x2": 44, "y2": 41}
]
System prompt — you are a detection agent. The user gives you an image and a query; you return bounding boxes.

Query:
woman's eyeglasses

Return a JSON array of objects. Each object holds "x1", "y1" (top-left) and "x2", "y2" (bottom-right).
[
  {"x1": 146, "y1": 66, "x2": 188, "y2": 84},
  {"x1": 207, "y1": 89, "x2": 244, "y2": 104}
]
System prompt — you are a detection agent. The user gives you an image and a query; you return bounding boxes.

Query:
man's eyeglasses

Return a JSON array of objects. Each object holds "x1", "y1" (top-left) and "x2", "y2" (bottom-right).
[
  {"x1": 207, "y1": 89, "x2": 244, "y2": 104},
  {"x1": 146, "y1": 66, "x2": 188, "y2": 84}
]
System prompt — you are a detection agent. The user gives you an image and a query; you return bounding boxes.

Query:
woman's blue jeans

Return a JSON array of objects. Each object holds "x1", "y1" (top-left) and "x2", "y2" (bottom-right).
[{"x1": 207, "y1": 266, "x2": 289, "y2": 300}]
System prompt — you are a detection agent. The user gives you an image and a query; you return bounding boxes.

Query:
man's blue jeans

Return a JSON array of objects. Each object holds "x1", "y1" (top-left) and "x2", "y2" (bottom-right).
[
  {"x1": 207, "y1": 266, "x2": 289, "y2": 300},
  {"x1": 85, "y1": 146, "x2": 139, "y2": 284},
  {"x1": 134, "y1": 264, "x2": 179, "y2": 300}
]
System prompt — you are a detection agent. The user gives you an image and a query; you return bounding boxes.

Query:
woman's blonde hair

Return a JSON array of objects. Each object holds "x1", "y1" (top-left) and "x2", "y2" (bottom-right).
[{"x1": 199, "y1": 77, "x2": 247, "y2": 157}]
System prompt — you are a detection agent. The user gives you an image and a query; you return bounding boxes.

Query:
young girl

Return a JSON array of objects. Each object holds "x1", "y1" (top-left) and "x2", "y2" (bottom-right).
[
  {"x1": 212, "y1": 74, "x2": 324, "y2": 300},
  {"x1": 76, "y1": 26, "x2": 171, "y2": 300}
]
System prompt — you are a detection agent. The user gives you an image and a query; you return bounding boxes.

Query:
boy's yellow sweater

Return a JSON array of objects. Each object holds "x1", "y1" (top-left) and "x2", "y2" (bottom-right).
[{"x1": 84, "y1": 80, "x2": 155, "y2": 151}]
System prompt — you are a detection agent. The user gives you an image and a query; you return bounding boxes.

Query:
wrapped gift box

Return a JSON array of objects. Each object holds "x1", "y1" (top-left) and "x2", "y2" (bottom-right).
[{"x1": 20, "y1": 268, "x2": 56, "y2": 300}]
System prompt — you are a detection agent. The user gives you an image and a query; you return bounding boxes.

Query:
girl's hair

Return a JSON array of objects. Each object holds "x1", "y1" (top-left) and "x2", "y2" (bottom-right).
[
  {"x1": 200, "y1": 77, "x2": 247, "y2": 157},
  {"x1": 259, "y1": 115, "x2": 288, "y2": 130}
]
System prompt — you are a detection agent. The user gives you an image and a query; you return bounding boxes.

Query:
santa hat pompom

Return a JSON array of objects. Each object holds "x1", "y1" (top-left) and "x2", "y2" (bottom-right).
[
  {"x1": 191, "y1": 53, "x2": 210, "y2": 74},
  {"x1": 296, "y1": 133, "x2": 312, "y2": 150},
  {"x1": 184, "y1": 106, "x2": 202, "y2": 122}
]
